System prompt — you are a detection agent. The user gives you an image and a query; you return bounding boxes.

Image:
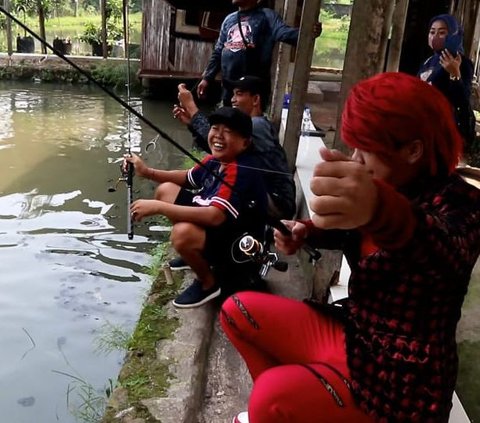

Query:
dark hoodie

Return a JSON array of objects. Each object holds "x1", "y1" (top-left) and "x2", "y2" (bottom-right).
[{"x1": 417, "y1": 14, "x2": 475, "y2": 144}]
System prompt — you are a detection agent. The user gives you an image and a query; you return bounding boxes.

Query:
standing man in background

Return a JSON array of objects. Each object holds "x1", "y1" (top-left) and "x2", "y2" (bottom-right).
[{"x1": 197, "y1": 0, "x2": 322, "y2": 106}]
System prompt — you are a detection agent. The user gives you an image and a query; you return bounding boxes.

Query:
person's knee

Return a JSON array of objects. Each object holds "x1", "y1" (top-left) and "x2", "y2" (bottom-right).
[
  {"x1": 155, "y1": 182, "x2": 179, "y2": 201},
  {"x1": 249, "y1": 368, "x2": 294, "y2": 421},
  {"x1": 170, "y1": 222, "x2": 205, "y2": 253}
]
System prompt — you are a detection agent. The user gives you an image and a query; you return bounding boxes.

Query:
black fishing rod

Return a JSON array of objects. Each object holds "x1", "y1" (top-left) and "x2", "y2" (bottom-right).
[
  {"x1": 0, "y1": 6, "x2": 321, "y2": 262},
  {"x1": 122, "y1": 0, "x2": 134, "y2": 239}
]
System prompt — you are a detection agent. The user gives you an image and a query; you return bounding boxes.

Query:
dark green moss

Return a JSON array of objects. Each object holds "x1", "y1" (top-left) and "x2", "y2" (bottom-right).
[{"x1": 101, "y1": 263, "x2": 183, "y2": 423}]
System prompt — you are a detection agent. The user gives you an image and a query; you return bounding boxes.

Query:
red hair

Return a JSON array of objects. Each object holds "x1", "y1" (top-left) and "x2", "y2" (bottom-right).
[{"x1": 341, "y1": 72, "x2": 463, "y2": 175}]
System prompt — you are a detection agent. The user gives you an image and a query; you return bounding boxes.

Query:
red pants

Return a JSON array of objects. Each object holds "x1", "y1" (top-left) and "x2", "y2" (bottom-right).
[{"x1": 220, "y1": 292, "x2": 375, "y2": 423}]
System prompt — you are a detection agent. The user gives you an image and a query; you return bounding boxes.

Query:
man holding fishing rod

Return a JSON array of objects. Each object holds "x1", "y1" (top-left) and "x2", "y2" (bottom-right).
[{"x1": 125, "y1": 107, "x2": 268, "y2": 309}]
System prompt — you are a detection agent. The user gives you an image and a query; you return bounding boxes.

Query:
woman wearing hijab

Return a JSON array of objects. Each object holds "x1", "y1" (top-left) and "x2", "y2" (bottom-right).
[
  {"x1": 221, "y1": 72, "x2": 480, "y2": 423},
  {"x1": 418, "y1": 14, "x2": 475, "y2": 146}
]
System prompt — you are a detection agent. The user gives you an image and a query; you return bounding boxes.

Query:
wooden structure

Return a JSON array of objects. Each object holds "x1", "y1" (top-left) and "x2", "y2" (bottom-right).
[
  {"x1": 139, "y1": 0, "x2": 234, "y2": 84},
  {"x1": 139, "y1": 0, "x2": 280, "y2": 89}
]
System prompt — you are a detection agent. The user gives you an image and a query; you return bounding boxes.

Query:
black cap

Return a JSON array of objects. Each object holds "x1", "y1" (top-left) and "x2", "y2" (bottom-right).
[
  {"x1": 227, "y1": 76, "x2": 265, "y2": 96},
  {"x1": 208, "y1": 107, "x2": 252, "y2": 139}
]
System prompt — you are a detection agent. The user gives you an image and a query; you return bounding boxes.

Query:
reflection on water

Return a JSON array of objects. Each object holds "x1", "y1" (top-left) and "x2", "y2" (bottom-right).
[{"x1": 0, "y1": 81, "x2": 192, "y2": 422}]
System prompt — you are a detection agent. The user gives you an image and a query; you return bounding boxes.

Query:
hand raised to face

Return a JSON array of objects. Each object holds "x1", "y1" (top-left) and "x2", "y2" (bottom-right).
[{"x1": 309, "y1": 148, "x2": 378, "y2": 230}]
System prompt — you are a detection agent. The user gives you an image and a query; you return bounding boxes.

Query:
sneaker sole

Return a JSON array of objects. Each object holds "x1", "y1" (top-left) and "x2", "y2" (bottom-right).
[{"x1": 172, "y1": 287, "x2": 221, "y2": 309}]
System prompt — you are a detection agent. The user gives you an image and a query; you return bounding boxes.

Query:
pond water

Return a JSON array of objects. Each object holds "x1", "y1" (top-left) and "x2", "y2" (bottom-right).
[{"x1": 0, "y1": 81, "x2": 192, "y2": 423}]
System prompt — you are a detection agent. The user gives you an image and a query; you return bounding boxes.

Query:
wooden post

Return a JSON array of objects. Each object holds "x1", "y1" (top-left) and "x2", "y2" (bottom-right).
[
  {"x1": 270, "y1": 0, "x2": 297, "y2": 131},
  {"x1": 101, "y1": 0, "x2": 108, "y2": 58},
  {"x1": 385, "y1": 0, "x2": 409, "y2": 72},
  {"x1": 5, "y1": 0, "x2": 12, "y2": 55},
  {"x1": 473, "y1": 5, "x2": 480, "y2": 72},
  {"x1": 283, "y1": 0, "x2": 321, "y2": 171},
  {"x1": 451, "y1": 0, "x2": 480, "y2": 57},
  {"x1": 333, "y1": 0, "x2": 395, "y2": 152}
]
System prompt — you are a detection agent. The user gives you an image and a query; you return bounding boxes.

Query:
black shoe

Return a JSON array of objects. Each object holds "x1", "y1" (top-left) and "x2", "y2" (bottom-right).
[
  {"x1": 168, "y1": 256, "x2": 191, "y2": 271},
  {"x1": 172, "y1": 279, "x2": 221, "y2": 309}
]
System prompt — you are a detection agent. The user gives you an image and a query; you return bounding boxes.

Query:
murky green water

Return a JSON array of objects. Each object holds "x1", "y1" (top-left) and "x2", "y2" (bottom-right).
[{"x1": 0, "y1": 81, "x2": 192, "y2": 423}]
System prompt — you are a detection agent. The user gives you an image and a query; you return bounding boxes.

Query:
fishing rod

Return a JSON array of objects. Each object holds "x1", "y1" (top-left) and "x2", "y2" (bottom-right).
[
  {"x1": 104, "y1": 0, "x2": 135, "y2": 239},
  {"x1": 122, "y1": 0, "x2": 133, "y2": 240},
  {"x1": 0, "y1": 5, "x2": 219, "y2": 240},
  {"x1": 0, "y1": 6, "x2": 322, "y2": 262}
]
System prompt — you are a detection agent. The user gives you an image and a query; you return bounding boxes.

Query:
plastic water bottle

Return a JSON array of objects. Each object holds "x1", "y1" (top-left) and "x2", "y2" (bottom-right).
[{"x1": 302, "y1": 107, "x2": 311, "y2": 133}]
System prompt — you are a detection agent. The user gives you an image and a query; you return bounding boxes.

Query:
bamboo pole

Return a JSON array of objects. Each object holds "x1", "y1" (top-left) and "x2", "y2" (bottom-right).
[{"x1": 283, "y1": 0, "x2": 321, "y2": 171}]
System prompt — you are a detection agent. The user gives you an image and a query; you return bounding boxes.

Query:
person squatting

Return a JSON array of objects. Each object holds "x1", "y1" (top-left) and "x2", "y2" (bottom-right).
[{"x1": 126, "y1": 107, "x2": 268, "y2": 309}]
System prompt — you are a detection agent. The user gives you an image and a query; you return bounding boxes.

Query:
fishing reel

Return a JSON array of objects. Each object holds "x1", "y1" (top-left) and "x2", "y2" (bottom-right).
[
  {"x1": 238, "y1": 234, "x2": 288, "y2": 279},
  {"x1": 108, "y1": 159, "x2": 134, "y2": 240},
  {"x1": 108, "y1": 161, "x2": 134, "y2": 193}
]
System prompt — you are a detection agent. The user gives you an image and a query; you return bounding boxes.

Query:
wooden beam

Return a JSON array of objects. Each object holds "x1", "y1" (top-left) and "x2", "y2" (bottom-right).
[
  {"x1": 451, "y1": 0, "x2": 480, "y2": 57},
  {"x1": 473, "y1": 5, "x2": 480, "y2": 76},
  {"x1": 386, "y1": 0, "x2": 409, "y2": 72},
  {"x1": 270, "y1": 0, "x2": 296, "y2": 131},
  {"x1": 283, "y1": 0, "x2": 321, "y2": 171},
  {"x1": 333, "y1": 0, "x2": 395, "y2": 152}
]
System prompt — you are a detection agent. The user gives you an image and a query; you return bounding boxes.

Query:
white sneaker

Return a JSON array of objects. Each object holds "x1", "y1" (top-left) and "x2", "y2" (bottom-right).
[{"x1": 232, "y1": 411, "x2": 249, "y2": 423}]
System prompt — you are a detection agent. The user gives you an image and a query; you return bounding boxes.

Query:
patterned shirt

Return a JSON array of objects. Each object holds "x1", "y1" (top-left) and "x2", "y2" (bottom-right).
[{"x1": 308, "y1": 173, "x2": 480, "y2": 422}]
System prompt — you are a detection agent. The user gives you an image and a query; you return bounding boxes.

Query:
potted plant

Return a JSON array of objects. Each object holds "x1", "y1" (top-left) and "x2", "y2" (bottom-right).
[{"x1": 79, "y1": 21, "x2": 123, "y2": 56}]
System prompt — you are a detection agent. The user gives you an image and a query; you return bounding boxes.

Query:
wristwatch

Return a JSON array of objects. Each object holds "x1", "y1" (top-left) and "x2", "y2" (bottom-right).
[{"x1": 449, "y1": 74, "x2": 461, "y2": 81}]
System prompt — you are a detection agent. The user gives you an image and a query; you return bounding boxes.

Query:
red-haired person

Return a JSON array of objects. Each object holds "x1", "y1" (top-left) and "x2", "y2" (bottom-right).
[{"x1": 221, "y1": 72, "x2": 480, "y2": 423}]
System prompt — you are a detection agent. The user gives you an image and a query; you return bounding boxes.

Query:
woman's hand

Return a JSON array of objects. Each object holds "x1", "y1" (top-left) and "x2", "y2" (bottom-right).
[
  {"x1": 439, "y1": 49, "x2": 462, "y2": 79},
  {"x1": 274, "y1": 220, "x2": 308, "y2": 255},
  {"x1": 309, "y1": 148, "x2": 378, "y2": 230}
]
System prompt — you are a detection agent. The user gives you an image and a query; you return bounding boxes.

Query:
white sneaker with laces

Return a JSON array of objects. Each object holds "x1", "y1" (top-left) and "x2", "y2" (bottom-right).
[{"x1": 232, "y1": 411, "x2": 249, "y2": 423}]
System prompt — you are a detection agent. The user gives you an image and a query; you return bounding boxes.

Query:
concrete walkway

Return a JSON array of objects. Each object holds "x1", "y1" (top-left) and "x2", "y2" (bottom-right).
[{"x1": 135, "y1": 253, "x2": 310, "y2": 423}]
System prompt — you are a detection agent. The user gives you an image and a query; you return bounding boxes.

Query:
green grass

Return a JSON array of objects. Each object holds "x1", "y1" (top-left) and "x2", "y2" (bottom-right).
[
  {"x1": 313, "y1": 12, "x2": 350, "y2": 68},
  {"x1": 0, "y1": 12, "x2": 142, "y2": 52}
]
